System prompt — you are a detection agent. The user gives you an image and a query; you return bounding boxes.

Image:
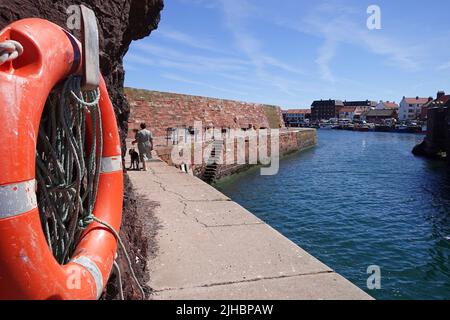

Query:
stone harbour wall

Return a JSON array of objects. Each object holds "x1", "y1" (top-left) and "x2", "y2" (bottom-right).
[
  {"x1": 154, "y1": 128, "x2": 317, "y2": 181},
  {"x1": 125, "y1": 88, "x2": 285, "y2": 139},
  {"x1": 125, "y1": 88, "x2": 316, "y2": 181}
]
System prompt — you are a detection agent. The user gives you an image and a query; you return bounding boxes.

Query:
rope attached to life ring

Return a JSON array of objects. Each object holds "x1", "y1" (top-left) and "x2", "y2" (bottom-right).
[{"x1": 0, "y1": 40, "x2": 23, "y2": 65}]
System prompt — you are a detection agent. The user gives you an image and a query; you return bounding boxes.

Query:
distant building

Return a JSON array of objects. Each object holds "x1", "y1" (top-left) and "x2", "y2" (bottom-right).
[
  {"x1": 340, "y1": 100, "x2": 376, "y2": 121},
  {"x1": 311, "y1": 99, "x2": 344, "y2": 121},
  {"x1": 399, "y1": 96, "x2": 432, "y2": 121},
  {"x1": 353, "y1": 108, "x2": 372, "y2": 120},
  {"x1": 365, "y1": 109, "x2": 398, "y2": 124},
  {"x1": 344, "y1": 100, "x2": 377, "y2": 110},
  {"x1": 339, "y1": 107, "x2": 357, "y2": 120},
  {"x1": 282, "y1": 109, "x2": 311, "y2": 127},
  {"x1": 432, "y1": 91, "x2": 450, "y2": 107},
  {"x1": 376, "y1": 101, "x2": 399, "y2": 110},
  {"x1": 422, "y1": 91, "x2": 450, "y2": 121},
  {"x1": 421, "y1": 99, "x2": 435, "y2": 122},
  {"x1": 421, "y1": 101, "x2": 431, "y2": 121}
]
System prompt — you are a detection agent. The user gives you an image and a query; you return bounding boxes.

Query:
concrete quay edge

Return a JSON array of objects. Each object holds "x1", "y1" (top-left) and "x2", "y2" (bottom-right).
[{"x1": 127, "y1": 157, "x2": 373, "y2": 300}]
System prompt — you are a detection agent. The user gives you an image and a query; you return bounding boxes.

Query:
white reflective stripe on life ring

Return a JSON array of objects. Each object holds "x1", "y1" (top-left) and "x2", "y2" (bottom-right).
[
  {"x1": 0, "y1": 179, "x2": 37, "y2": 219},
  {"x1": 71, "y1": 256, "x2": 104, "y2": 299},
  {"x1": 100, "y1": 156, "x2": 122, "y2": 173}
]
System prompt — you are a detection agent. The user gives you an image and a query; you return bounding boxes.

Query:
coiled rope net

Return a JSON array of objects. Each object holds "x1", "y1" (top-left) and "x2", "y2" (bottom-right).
[
  {"x1": 36, "y1": 75, "x2": 102, "y2": 264},
  {"x1": 36, "y1": 75, "x2": 145, "y2": 299}
]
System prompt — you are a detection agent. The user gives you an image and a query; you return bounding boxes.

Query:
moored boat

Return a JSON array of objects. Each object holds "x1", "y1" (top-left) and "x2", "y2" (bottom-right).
[
  {"x1": 395, "y1": 124, "x2": 408, "y2": 133},
  {"x1": 406, "y1": 125, "x2": 423, "y2": 134},
  {"x1": 375, "y1": 125, "x2": 395, "y2": 132}
]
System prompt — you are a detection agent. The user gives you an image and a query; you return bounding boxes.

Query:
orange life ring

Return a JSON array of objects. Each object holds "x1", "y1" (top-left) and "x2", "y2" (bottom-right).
[{"x1": 0, "y1": 18, "x2": 123, "y2": 300}]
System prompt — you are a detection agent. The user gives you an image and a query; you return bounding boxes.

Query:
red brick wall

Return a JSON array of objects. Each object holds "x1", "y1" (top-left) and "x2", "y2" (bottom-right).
[{"x1": 125, "y1": 88, "x2": 285, "y2": 140}]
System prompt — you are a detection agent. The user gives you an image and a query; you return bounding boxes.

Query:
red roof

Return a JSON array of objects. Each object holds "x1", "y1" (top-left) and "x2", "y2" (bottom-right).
[
  {"x1": 339, "y1": 107, "x2": 356, "y2": 113},
  {"x1": 379, "y1": 101, "x2": 399, "y2": 109},
  {"x1": 284, "y1": 109, "x2": 311, "y2": 115},
  {"x1": 404, "y1": 97, "x2": 430, "y2": 105},
  {"x1": 432, "y1": 95, "x2": 450, "y2": 106}
]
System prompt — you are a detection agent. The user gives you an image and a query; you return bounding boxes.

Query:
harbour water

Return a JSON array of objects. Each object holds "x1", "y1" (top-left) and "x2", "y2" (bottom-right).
[{"x1": 215, "y1": 130, "x2": 450, "y2": 300}]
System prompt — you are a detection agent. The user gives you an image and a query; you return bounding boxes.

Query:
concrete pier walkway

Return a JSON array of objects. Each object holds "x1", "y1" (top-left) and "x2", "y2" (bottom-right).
[{"x1": 127, "y1": 158, "x2": 372, "y2": 300}]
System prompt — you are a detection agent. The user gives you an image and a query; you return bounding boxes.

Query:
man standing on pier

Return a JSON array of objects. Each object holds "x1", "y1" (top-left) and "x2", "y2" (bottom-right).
[{"x1": 132, "y1": 122, "x2": 153, "y2": 171}]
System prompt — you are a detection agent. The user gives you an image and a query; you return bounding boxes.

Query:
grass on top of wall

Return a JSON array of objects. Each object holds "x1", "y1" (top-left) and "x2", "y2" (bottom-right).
[
  {"x1": 124, "y1": 87, "x2": 158, "y2": 101},
  {"x1": 263, "y1": 105, "x2": 282, "y2": 129}
]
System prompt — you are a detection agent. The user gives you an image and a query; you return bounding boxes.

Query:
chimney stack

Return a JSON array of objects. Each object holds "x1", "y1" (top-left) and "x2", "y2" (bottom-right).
[{"x1": 437, "y1": 91, "x2": 445, "y2": 99}]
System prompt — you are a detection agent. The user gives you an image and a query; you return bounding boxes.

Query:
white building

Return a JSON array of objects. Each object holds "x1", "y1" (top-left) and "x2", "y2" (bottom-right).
[
  {"x1": 398, "y1": 96, "x2": 431, "y2": 122},
  {"x1": 282, "y1": 109, "x2": 311, "y2": 127}
]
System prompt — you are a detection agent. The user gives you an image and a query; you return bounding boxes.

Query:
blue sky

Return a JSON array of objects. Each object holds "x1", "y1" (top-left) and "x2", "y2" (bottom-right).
[{"x1": 124, "y1": 0, "x2": 450, "y2": 109}]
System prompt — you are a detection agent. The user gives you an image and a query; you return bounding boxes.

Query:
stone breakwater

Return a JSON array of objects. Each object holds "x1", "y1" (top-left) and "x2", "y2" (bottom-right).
[
  {"x1": 126, "y1": 88, "x2": 317, "y2": 181},
  {"x1": 154, "y1": 128, "x2": 317, "y2": 181}
]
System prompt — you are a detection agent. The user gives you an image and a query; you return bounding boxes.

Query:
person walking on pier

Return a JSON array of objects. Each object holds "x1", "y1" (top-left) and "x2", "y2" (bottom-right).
[{"x1": 132, "y1": 122, "x2": 153, "y2": 171}]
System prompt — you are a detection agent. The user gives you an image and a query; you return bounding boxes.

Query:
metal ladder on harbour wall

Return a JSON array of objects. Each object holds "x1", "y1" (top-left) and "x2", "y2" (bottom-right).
[{"x1": 202, "y1": 140, "x2": 224, "y2": 183}]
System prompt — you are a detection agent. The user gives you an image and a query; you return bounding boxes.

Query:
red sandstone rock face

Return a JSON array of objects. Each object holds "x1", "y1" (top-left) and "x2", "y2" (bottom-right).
[
  {"x1": 125, "y1": 88, "x2": 286, "y2": 139},
  {"x1": 0, "y1": 0, "x2": 164, "y2": 153}
]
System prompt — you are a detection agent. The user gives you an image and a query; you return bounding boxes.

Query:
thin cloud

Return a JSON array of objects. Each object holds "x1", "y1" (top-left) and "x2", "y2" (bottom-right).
[
  {"x1": 206, "y1": 0, "x2": 307, "y2": 100},
  {"x1": 161, "y1": 73, "x2": 247, "y2": 96},
  {"x1": 126, "y1": 54, "x2": 156, "y2": 66},
  {"x1": 437, "y1": 61, "x2": 450, "y2": 71},
  {"x1": 273, "y1": 2, "x2": 422, "y2": 81},
  {"x1": 219, "y1": 0, "x2": 304, "y2": 76},
  {"x1": 133, "y1": 42, "x2": 251, "y2": 74},
  {"x1": 157, "y1": 28, "x2": 229, "y2": 54},
  {"x1": 129, "y1": 0, "x2": 309, "y2": 104},
  {"x1": 175, "y1": 0, "x2": 220, "y2": 9},
  {"x1": 357, "y1": 29, "x2": 420, "y2": 71},
  {"x1": 316, "y1": 39, "x2": 338, "y2": 82}
]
